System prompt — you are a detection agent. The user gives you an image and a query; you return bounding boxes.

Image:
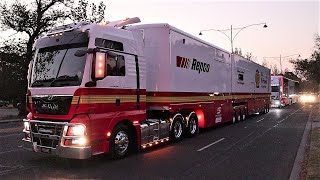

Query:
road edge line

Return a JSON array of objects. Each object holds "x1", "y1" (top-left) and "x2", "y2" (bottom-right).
[{"x1": 289, "y1": 107, "x2": 312, "y2": 180}]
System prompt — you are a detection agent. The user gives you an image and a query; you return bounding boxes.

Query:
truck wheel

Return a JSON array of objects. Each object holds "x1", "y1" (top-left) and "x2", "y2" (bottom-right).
[
  {"x1": 187, "y1": 114, "x2": 199, "y2": 137},
  {"x1": 262, "y1": 106, "x2": 267, "y2": 114},
  {"x1": 241, "y1": 110, "x2": 246, "y2": 121},
  {"x1": 109, "y1": 124, "x2": 131, "y2": 159},
  {"x1": 236, "y1": 110, "x2": 241, "y2": 122},
  {"x1": 170, "y1": 115, "x2": 183, "y2": 142},
  {"x1": 232, "y1": 110, "x2": 236, "y2": 124}
]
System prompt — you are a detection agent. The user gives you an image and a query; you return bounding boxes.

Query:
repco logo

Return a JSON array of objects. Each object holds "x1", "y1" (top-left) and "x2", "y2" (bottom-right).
[{"x1": 176, "y1": 56, "x2": 210, "y2": 73}]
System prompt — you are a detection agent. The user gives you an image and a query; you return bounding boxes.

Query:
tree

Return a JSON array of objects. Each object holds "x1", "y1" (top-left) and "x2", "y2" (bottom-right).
[
  {"x1": 291, "y1": 34, "x2": 320, "y2": 92},
  {"x1": 262, "y1": 58, "x2": 268, "y2": 68},
  {"x1": 234, "y1": 47, "x2": 242, "y2": 56},
  {"x1": 0, "y1": 0, "x2": 106, "y2": 116},
  {"x1": 244, "y1": 52, "x2": 257, "y2": 62},
  {"x1": 272, "y1": 64, "x2": 279, "y2": 75},
  {"x1": 0, "y1": 39, "x2": 26, "y2": 105},
  {"x1": 0, "y1": 0, "x2": 69, "y2": 115},
  {"x1": 71, "y1": 0, "x2": 106, "y2": 23}
]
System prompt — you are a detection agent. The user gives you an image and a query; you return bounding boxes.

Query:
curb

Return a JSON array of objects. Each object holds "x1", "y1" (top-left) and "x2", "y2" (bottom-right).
[
  {"x1": 289, "y1": 106, "x2": 312, "y2": 180},
  {"x1": 0, "y1": 119, "x2": 22, "y2": 124}
]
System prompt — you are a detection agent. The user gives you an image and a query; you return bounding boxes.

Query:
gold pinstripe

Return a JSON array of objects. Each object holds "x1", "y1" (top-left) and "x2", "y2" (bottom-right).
[
  {"x1": 29, "y1": 94, "x2": 268, "y2": 104},
  {"x1": 147, "y1": 94, "x2": 270, "y2": 103}
]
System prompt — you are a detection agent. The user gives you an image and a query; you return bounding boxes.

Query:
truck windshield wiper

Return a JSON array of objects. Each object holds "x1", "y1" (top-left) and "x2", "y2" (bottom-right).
[
  {"x1": 31, "y1": 79, "x2": 54, "y2": 87},
  {"x1": 49, "y1": 75, "x2": 79, "y2": 87}
]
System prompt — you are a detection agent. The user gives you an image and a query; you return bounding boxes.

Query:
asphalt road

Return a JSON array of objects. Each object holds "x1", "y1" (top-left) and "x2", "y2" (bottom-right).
[{"x1": 0, "y1": 104, "x2": 315, "y2": 180}]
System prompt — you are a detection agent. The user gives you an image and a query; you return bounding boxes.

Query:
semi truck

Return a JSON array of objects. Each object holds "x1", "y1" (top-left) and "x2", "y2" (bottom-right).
[
  {"x1": 22, "y1": 17, "x2": 271, "y2": 159},
  {"x1": 271, "y1": 75, "x2": 299, "y2": 108}
]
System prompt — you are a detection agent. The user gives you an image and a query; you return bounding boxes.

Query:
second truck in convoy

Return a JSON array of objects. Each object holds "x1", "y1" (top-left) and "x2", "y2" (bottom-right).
[
  {"x1": 22, "y1": 17, "x2": 271, "y2": 159},
  {"x1": 271, "y1": 75, "x2": 299, "y2": 108}
]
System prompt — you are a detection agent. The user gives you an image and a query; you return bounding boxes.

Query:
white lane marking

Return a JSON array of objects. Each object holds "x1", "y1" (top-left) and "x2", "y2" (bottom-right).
[
  {"x1": 197, "y1": 138, "x2": 225, "y2": 152},
  {"x1": 273, "y1": 124, "x2": 279, "y2": 127},
  {"x1": 0, "y1": 133, "x2": 21, "y2": 138},
  {"x1": 256, "y1": 118, "x2": 265, "y2": 123},
  {"x1": 275, "y1": 106, "x2": 304, "y2": 125}
]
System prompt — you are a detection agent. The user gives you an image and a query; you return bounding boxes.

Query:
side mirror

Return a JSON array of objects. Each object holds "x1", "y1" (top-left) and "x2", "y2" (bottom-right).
[
  {"x1": 74, "y1": 50, "x2": 87, "y2": 57},
  {"x1": 93, "y1": 52, "x2": 107, "y2": 80}
]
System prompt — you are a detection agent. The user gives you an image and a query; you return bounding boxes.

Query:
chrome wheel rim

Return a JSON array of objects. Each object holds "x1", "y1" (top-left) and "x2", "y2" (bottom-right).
[
  {"x1": 238, "y1": 115, "x2": 241, "y2": 121},
  {"x1": 189, "y1": 118, "x2": 197, "y2": 134},
  {"x1": 232, "y1": 114, "x2": 236, "y2": 123},
  {"x1": 174, "y1": 121, "x2": 182, "y2": 138},
  {"x1": 114, "y1": 131, "x2": 129, "y2": 155},
  {"x1": 242, "y1": 114, "x2": 245, "y2": 120}
]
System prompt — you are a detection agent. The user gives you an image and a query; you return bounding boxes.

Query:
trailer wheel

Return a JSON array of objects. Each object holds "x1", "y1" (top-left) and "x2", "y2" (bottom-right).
[
  {"x1": 241, "y1": 109, "x2": 246, "y2": 121},
  {"x1": 262, "y1": 106, "x2": 267, "y2": 114},
  {"x1": 170, "y1": 115, "x2": 183, "y2": 142},
  {"x1": 236, "y1": 110, "x2": 241, "y2": 122},
  {"x1": 232, "y1": 110, "x2": 236, "y2": 124},
  {"x1": 109, "y1": 124, "x2": 131, "y2": 159},
  {"x1": 187, "y1": 114, "x2": 199, "y2": 137}
]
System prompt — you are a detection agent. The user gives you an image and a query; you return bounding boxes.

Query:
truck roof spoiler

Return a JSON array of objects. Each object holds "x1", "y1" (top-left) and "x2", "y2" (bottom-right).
[
  {"x1": 46, "y1": 21, "x2": 90, "y2": 36},
  {"x1": 105, "y1": 17, "x2": 141, "y2": 28},
  {"x1": 46, "y1": 17, "x2": 140, "y2": 36}
]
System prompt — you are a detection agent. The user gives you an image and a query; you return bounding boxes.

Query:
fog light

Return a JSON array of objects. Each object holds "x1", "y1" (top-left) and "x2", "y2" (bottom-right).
[{"x1": 71, "y1": 137, "x2": 87, "y2": 146}]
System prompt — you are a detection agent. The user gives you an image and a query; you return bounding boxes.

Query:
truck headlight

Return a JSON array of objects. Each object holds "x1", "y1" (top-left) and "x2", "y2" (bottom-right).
[
  {"x1": 65, "y1": 124, "x2": 86, "y2": 136},
  {"x1": 275, "y1": 101, "x2": 280, "y2": 105}
]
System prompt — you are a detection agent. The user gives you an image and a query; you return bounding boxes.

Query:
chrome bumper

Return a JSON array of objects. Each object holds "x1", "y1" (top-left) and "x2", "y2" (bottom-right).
[
  {"x1": 22, "y1": 119, "x2": 92, "y2": 159},
  {"x1": 22, "y1": 140, "x2": 92, "y2": 159},
  {"x1": 54, "y1": 146, "x2": 92, "y2": 159}
]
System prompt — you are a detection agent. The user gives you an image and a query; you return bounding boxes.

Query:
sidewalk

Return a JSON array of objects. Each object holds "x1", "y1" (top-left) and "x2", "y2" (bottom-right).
[{"x1": 305, "y1": 104, "x2": 320, "y2": 179}]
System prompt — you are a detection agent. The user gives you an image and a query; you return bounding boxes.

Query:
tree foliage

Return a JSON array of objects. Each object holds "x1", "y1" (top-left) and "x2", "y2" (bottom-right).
[
  {"x1": 0, "y1": 0, "x2": 106, "y2": 115},
  {"x1": 233, "y1": 47, "x2": 256, "y2": 62},
  {"x1": 291, "y1": 34, "x2": 320, "y2": 92},
  {"x1": 71, "y1": 0, "x2": 106, "y2": 23}
]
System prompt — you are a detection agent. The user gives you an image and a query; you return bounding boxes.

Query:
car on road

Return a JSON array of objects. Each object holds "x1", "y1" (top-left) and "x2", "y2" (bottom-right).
[{"x1": 299, "y1": 93, "x2": 319, "y2": 104}]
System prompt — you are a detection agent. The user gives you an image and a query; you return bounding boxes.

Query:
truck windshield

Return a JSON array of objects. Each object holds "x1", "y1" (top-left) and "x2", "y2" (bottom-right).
[
  {"x1": 271, "y1": 86, "x2": 280, "y2": 92},
  {"x1": 31, "y1": 44, "x2": 87, "y2": 87}
]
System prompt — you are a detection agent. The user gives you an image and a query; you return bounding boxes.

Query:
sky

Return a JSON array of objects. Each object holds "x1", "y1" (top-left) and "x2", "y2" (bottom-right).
[
  {"x1": 103, "y1": 0, "x2": 319, "y2": 71},
  {"x1": 1, "y1": 0, "x2": 319, "y2": 71}
]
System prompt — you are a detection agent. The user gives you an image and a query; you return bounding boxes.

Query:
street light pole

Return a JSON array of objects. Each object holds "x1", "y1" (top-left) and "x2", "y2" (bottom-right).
[
  {"x1": 279, "y1": 54, "x2": 282, "y2": 74},
  {"x1": 199, "y1": 23, "x2": 267, "y2": 53},
  {"x1": 231, "y1": 25, "x2": 233, "y2": 53},
  {"x1": 263, "y1": 54, "x2": 300, "y2": 74}
]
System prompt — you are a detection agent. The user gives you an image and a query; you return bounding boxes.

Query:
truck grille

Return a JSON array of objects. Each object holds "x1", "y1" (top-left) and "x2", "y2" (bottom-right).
[
  {"x1": 30, "y1": 121, "x2": 66, "y2": 149},
  {"x1": 32, "y1": 96, "x2": 73, "y2": 115}
]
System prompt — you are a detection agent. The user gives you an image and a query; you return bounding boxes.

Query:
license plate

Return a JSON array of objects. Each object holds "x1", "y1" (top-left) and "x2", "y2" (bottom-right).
[{"x1": 41, "y1": 147, "x2": 51, "y2": 154}]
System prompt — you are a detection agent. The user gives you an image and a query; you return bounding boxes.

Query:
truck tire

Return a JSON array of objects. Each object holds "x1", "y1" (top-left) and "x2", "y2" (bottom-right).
[
  {"x1": 109, "y1": 124, "x2": 131, "y2": 159},
  {"x1": 241, "y1": 109, "x2": 246, "y2": 121},
  {"x1": 262, "y1": 106, "x2": 267, "y2": 114},
  {"x1": 236, "y1": 110, "x2": 241, "y2": 122},
  {"x1": 170, "y1": 115, "x2": 183, "y2": 142},
  {"x1": 186, "y1": 114, "x2": 199, "y2": 137},
  {"x1": 232, "y1": 110, "x2": 236, "y2": 124}
]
